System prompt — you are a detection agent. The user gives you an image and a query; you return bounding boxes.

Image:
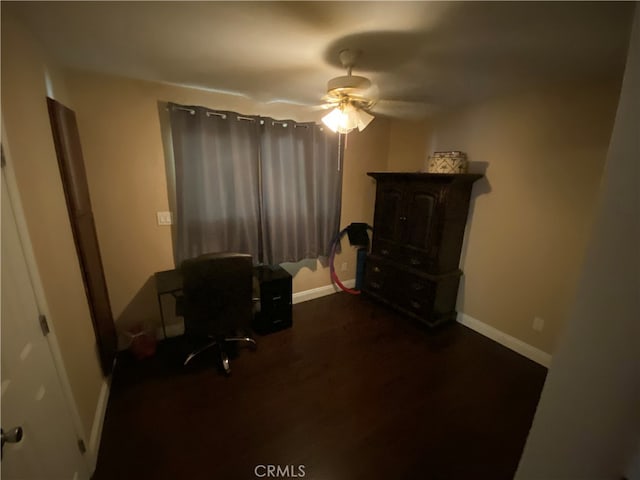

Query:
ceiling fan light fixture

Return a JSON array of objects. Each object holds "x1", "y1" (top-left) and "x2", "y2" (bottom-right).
[
  {"x1": 322, "y1": 106, "x2": 349, "y2": 133},
  {"x1": 354, "y1": 108, "x2": 374, "y2": 132},
  {"x1": 321, "y1": 102, "x2": 374, "y2": 134}
]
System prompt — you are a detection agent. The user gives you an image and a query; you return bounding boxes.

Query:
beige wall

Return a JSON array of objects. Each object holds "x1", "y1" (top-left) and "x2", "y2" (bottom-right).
[
  {"x1": 1, "y1": 14, "x2": 104, "y2": 439},
  {"x1": 63, "y1": 70, "x2": 390, "y2": 338},
  {"x1": 387, "y1": 118, "x2": 431, "y2": 172},
  {"x1": 387, "y1": 82, "x2": 621, "y2": 354}
]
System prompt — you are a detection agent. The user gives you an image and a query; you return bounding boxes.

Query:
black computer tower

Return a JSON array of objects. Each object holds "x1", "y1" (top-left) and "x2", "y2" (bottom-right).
[{"x1": 253, "y1": 265, "x2": 292, "y2": 334}]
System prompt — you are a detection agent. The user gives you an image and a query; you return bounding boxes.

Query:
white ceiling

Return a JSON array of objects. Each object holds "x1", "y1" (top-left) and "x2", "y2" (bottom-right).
[{"x1": 5, "y1": 1, "x2": 635, "y2": 117}]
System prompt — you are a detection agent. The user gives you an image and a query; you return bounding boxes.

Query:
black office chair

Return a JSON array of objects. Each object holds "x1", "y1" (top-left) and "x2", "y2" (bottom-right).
[{"x1": 180, "y1": 252, "x2": 256, "y2": 374}]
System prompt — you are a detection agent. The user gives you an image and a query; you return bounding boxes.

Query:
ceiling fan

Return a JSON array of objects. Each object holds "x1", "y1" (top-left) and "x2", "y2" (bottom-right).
[
  {"x1": 319, "y1": 49, "x2": 377, "y2": 134},
  {"x1": 319, "y1": 49, "x2": 432, "y2": 134}
]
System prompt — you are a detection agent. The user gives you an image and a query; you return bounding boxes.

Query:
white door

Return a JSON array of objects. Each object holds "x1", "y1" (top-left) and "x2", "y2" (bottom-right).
[{"x1": 1, "y1": 167, "x2": 89, "y2": 479}]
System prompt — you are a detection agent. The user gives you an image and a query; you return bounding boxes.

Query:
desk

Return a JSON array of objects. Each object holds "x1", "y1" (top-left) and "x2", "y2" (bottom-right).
[
  {"x1": 154, "y1": 268, "x2": 183, "y2": 338},
  {"x1": 155, "y1": 265, "x2": 293, "y2": 338}
]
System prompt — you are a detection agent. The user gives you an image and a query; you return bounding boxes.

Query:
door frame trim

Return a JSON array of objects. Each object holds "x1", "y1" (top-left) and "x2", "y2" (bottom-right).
[{"x1": 1, "y1": 121, "x2": 104, "y2": 472}]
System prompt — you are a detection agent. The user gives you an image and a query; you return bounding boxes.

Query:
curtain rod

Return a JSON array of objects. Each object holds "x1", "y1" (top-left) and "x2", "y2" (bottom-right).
[
  {"x1": 168, "y1": 104, "x2": 317, "y2": 128},
  {"x1": 170, "y1": 106, "x2": 196, "y2": 115}
]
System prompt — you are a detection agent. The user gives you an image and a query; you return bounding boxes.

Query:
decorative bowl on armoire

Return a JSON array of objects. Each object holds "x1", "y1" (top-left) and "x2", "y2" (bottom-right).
[{"x1": 427, "y1": 151, "x2": 468, "y2": 174}]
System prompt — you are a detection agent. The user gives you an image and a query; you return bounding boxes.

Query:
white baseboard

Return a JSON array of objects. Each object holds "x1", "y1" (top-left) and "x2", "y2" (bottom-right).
[
  {"x1": 292, "y1": 279, "x2": 356, "y2": 304},
  {"x1": 457, "y1": 312, "x2": 552, "y2": 367},
  {"x1": 88, "y1": 378, "x2": 110, "y2": 472}
]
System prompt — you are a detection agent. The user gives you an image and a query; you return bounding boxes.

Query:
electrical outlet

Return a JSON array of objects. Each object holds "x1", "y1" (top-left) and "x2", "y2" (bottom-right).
[
  {"x1": 156, "y1": 211, "x2": 172, "y2": 225},
  {"x1": 533, "y1": 316, "x2": 544, "y2": 332},
  {"x1": 341, "y1": 262, "x2": 348, "y2": 272}
]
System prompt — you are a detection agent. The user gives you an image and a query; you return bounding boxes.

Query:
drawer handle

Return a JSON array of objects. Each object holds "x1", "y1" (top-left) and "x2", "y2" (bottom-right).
[
  {"x1": 380, "y1": 249, "x2": 389, "y2": 255},
  {"x1": 410, "y1": 301, "x2": 421, "y2": 309},
  {"x1": 370, "y1": 281, "x2": 381, "y2": 289},
  {"x1": 373, "y1": 266, "x2": 381, "y2": 273},
  {"x1": 399, "y1": 216, "x2": 407, "y2": 221},
  {"x1": 409, "y1": 257, "x2": 421, "y2": 265},
  {"x1": 411, "y1": 282, "x2": 424, "y2": 291}
]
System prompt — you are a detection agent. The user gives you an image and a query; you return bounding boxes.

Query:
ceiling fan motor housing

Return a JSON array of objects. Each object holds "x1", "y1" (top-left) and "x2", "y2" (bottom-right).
[{"x1": 326, "y1": 75, "x2": 372, "y2": 98}]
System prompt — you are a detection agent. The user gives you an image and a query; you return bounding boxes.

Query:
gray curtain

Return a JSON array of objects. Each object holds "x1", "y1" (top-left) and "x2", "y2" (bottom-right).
[
  {"x1": 169, "y1": 104, "x2": 261, "y2": 263},
  {"x1": 260, "y1": 120, "x2": 342, "y2": 265},
  {"x1": 169, "y1": 103, "x2": 342, "y2": 266}
]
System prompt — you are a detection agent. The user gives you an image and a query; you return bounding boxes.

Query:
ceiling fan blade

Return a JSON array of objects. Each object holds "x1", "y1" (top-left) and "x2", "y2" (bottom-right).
[
  {"x1": 360, "y1": 82, "x2": 380, "y2": 102},
  {"x1": 321, "y1": 93, "x2": 342, "y2": 104},
  {"x1": 310, "y1": 102, "x2": 339, "y2": 111},
  {"x1": 370, "y1": 99, "x2": 436, "y2": 119}
]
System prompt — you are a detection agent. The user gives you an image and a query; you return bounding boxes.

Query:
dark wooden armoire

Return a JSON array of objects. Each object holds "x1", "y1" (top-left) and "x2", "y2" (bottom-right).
[{"x1": 363, "y1": 172, "x2": 482, "y2": 327}]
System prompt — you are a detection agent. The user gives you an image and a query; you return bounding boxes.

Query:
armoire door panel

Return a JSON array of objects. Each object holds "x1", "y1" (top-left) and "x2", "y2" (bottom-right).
[
  {"x1": 404, "y1": 190, "x2": 436, "y2": 252},
  {"x1": 373, "y1": 184, "x2": 403, "y2": 244}
]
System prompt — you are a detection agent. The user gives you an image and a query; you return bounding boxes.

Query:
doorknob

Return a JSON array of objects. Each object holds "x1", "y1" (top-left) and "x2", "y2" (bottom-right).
[{"x1": 1, "y1": 426, "x2": 23, "y2": 457}]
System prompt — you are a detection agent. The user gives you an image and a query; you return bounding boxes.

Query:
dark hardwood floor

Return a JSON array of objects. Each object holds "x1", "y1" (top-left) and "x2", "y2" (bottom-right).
[{"x1": 92, "y1": 293, "x2": 547, "y2": 480}]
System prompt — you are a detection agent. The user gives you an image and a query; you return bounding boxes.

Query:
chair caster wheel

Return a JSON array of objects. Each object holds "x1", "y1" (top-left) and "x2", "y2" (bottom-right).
[{"x1": 221, "y1": 351, "x2": 231, "y2": 375}]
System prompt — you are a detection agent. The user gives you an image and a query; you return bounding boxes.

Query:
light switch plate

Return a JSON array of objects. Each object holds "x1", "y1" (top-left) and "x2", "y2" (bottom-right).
[{"x1": 156, "y1": 211, "x2": 172, "y2": 225}]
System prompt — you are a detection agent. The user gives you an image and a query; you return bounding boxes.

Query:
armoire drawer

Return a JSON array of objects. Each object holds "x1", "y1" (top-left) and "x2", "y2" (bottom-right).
[
  {"x1": 395, "y1": 271, "x2": 436, "y2": 319},
  {"x1": 397, "y1": 249, "x2": 435, "y2": 272},
  {"x1": 363, "y1": 256, "x2": 393, "y2": 294},
  {"x1": 371, "y1": 239, "x2": 400, "y2": 260}
]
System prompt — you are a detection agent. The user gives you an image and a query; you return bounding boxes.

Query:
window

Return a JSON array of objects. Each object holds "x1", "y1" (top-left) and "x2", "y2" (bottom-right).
[{"x1": 168, "y1": 103, "x2": 342, "y2": 265}]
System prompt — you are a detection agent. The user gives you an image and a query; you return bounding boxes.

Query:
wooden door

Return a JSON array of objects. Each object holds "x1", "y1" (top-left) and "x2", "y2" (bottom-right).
[
  {"x1": 1, "y1": 167, "x2": 90, "y2": 479},
  {"x1": 47, "y1": 98, "x2": 116, "y2": 376}
]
